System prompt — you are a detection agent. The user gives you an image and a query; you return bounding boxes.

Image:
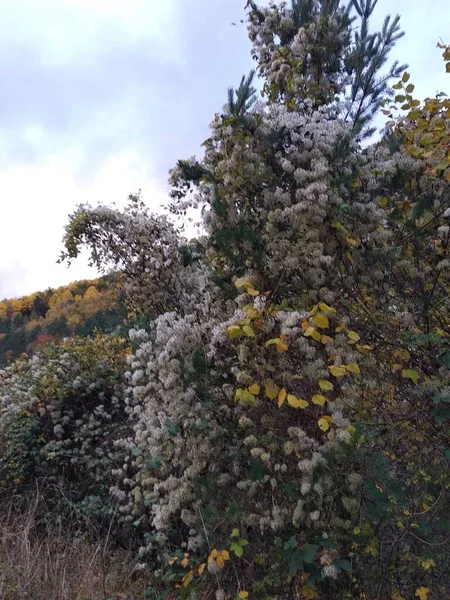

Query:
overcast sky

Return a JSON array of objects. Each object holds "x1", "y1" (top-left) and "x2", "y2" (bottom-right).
[{"x1": 0, "y1": 0, "x2": 448, "y2": 299}]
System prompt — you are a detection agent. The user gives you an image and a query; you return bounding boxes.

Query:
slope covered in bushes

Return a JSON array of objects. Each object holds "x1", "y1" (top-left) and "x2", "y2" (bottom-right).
[
  {"x1": 1, "y1": 2, "x2": 449, "y2": 599},
  {"x1": 0, "y1": 275, "x2": 126, "y2": 366}
]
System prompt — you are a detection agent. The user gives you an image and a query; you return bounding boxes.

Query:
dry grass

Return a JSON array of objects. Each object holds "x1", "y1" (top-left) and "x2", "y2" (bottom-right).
[{"x1": 0, "y1": 493, "x2": 150, "y2": 600}]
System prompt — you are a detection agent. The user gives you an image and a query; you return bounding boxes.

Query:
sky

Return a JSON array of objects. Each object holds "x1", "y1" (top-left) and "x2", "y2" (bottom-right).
[{"x1": 0, "y1": 0, "x2": 448, "y2": 299}]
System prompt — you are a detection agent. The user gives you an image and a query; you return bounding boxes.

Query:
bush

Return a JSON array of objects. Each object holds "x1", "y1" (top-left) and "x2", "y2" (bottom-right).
[{"x1": 0, "y1": 334, "x2": 130, "y2": 530}]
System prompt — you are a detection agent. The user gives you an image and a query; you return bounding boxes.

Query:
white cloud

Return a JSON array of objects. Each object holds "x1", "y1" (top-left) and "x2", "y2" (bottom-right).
[
  {"x1": 0, "y1": 0, "x2": 448, "y2": 299},
  {"x1": 1, "y1": 0, "x2": 182, "y2": 64}
]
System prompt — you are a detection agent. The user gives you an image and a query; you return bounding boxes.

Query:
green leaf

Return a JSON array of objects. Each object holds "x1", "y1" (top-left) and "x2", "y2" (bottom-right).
[
  {"x1": 402, "y1": 72, "x2": 410, "y2": 83},
  {"x1": 442, "y1": 351, "x2": 450, "y2": 367},
  {"x1": 242, "y1": 325, "x2": 256, "y2": 337},
  {"x1": 335, "y1": 559, "x2": 352, "y2": 571},
  {"x1": 230, "y1": 542, "x2": 244, "y2": 557},
  {"x1": 164, "y1": 419, "x2": 181, "y2": 436},
  {"x1": 247, "y1": 459, "x2": 267, "y2": 482},
  {"x1": 432, "y1": 407, "x2": 450, "y2": 424},
  {"x1": 303, "y1": 544, "x2": 320, "y2": 564},
  {"x1": 146, "y1": 456, "x2": 163, "y2": 469},
  {"x1": 284, "y1": 536, "x2": 297, "y2": 551},
  {"x1": 433, "y1": 392, "x2": 450, "y2": 405}
]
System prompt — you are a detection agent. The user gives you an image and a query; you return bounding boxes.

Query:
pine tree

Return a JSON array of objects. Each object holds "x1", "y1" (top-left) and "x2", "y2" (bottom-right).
[{"x1": 247, "y1": 0, "x2": 406, "y2": 137}]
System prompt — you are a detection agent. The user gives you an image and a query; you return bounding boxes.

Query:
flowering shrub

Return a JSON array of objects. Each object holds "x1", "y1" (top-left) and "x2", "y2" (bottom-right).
[
  {"x1": 1, "y1": 2, "x2": 450, "y2": 599},
  {"x1": 0, "y1": 334, "x2": 129, "y2": 526}
]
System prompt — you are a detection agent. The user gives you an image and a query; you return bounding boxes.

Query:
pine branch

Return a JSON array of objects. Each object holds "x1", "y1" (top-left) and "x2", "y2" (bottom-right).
[{"x1": 226, "y1": 70, "x2": 257, "y2": 118}]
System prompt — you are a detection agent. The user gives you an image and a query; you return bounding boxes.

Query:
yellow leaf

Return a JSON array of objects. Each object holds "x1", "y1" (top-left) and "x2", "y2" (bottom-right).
[
  {"x1": 278, "y1": 387, "x2": 287, "y2": 407},
  {"x1": 168, "y1": 557, "x2": 178, "y2": 565},
  {"x1": 208, "y1": 549, "x2": 219, "y2": 561},
  {"x1": 329, "y1": 365, "x2": 346, "y2": 377},
  {"x1": 227, "y1": 325, "x2": 242, "y2": 339},
  {"x1": 276, "y1": 339, "x2": 288, "y2": 352},
  {"x1": 265, "y1": 380, "x2": 279, "y2": 401},
  {"x1": 235, "y1": 389, "x2": 255, "y2": 404},
  {"x1": 394, "y1": 349, "x2": 411, "y2": 363},
  {"x1": 304, "y1": 327, "x2": 321, "y2": 341},
  {"x1": 347, "y1": 330, "x2": 360, "y2": 342},
  {"x1": 248, "y1": 383, "x2": 260, "y2": 395},
  {"x1": 420, "y1": 558, "x2": 435, "y2": 571},
  {"x1": 242, "y1": 325, "x2": 256, "y2": 337},
  {"x1": 356, "y1": 344, "x2": 373, "y2": 353},
  {"x1": 335, "y1": 324, "x2": 346, "y2": 333},
  {"x1": 309, "y1": 304, "x2": 319, "y2": 316},
  {"x1": 238, "y1": 593, "x2": 249, "y2": 599},
  {"x1": 216, "y1": 555, "x2": 225, "y2": 568},
  {"x1": 402, "y1": 369, "x2": 419, "y2": 384},
  {"x1": 345, "y1": 363, "x2": 360, "y2": 375},
  {"x1": 287, "y1": 394, "x2": 298, "y2": 408},
  {"x1": 312, "y1": 394, "x2": 327, "y2": 406},
  {"x1": 415, "y1": 587, "x2": 429, "y2": 600},
  {"x1": 364, "y1": 544, "x2": 379, "y2": 557},
  {"x1": 318, "y1": 417, "x2": 331, "y2": 432},
  {"x1": 391, "y1": 593, "x2": 405, "y2": 600},
  {"x1": 182, "y1": 570, "x2": 194, "y2": 588},
  {"x1": 314, "y1": 314, "x2": 329, "y2": 329},
  {"x1": 288, "y1": 394, "x2": 309, "y2": 409},
  {"x1": 235, "y1": 278, "x2": 251, "y2": 289},
  {"x1": 181, "y1": 557, "x2": 189, "y2": 568},
  {"x1": 198, "y1": 563, "x2": 206, "y2": 576},
  {"x1": 321, "y1": 335, "x2": 333, "y2": 344},
  {"x1": 247, "y1": 287, "x2": 260, "y2": 297},
  {"x1": 318, "y1": 302, "x2": 336, "y2": 314},
  {"x1": 221, "y1": 550, "x2": 230, "y2": 561},
  {"x1": 319, "y1": 380, "x2": 334, "y2": 391},
  {"x1": 265, "y1": 337, "x2": 288, "y2": 352},
  {"x1": 302, "y1": 585, "x2": 319, "y2": 600}
]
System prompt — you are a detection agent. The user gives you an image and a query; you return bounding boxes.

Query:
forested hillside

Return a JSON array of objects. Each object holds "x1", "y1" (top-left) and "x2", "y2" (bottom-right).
[
  {"x1": 0, "y1": 275, "x2": 126, "y2": 366},
  {"x1": 1, "y1": 2, "x2": 449, "y2": 599}
]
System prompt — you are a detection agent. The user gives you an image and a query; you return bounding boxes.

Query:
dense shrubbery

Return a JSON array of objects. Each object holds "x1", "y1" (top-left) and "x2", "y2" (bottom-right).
[
  {"x1": 0, "y1": 334, "x2": 130, "y2": 528},
  {"x1": 1, "y1": 1, "x2": 449, "y2": 599}
]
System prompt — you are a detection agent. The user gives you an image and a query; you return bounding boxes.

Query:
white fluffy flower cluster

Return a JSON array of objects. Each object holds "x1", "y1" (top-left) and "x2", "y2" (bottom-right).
[
  {"x1": 112, "y1": 311, "x2": 225, "y2": 553},
  {"x1": 0, "y1": 335, "x2": 129, "y2": 508},
  {"x1": 247, "y1": 0, "x2": 349, "y2": 106}
]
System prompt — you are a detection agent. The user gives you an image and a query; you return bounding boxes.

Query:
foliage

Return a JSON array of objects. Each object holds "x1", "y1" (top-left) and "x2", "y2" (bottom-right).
[
  {"x1": 383, "y1": 42, "x2": 450, "y2": 180},
  {"x1": 0, "y1": 274, "x2": 126, "y2": 366},
  {"x1": 0, "y1": 334, "x2": 130, "y2": 528},
  {"x1": 1, "y1": 2, "x2": 450, "y2": 599}
]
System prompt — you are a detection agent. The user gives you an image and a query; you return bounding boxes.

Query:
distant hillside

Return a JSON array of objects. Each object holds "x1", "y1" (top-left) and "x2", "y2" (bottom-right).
[{"x1": 0, "y1": 274, "x2": 127, "y2": 366}]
